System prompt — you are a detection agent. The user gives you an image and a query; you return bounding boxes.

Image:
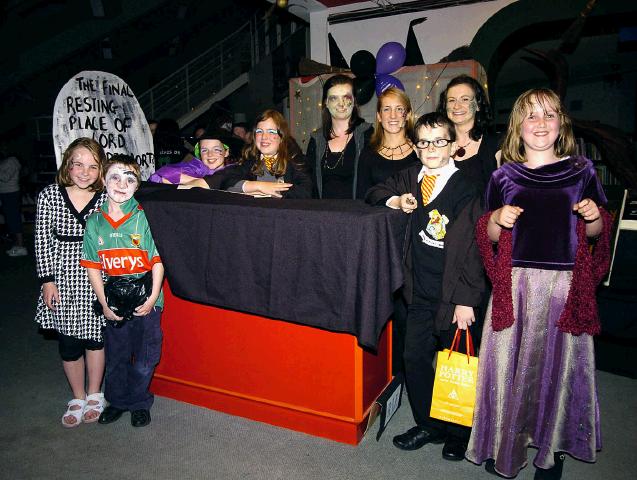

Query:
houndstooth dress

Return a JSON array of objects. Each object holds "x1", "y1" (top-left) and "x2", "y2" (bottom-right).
[{"x1": 35, "y1": 184, "x2": 107, "y2": 341}]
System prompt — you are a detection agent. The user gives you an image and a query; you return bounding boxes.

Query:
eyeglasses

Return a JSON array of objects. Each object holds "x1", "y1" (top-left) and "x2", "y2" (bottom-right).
[
  {"x1": 446, "y1": 96, "x2": 475, "y2": 107},
  {"x1": 415, "y1": 139, "x2": 452, "y2": 149},
  {"x1": 254, "y1": 128, "x2": 281, "y2": 137},
  {"x1": 200, "y1": 147, "x2": 225, "y2": 155}
]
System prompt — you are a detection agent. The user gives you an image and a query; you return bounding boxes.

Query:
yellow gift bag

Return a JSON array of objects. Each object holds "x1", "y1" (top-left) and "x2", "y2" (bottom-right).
[{"x1": 430, "y1": 328, "x2": 478, "y2": 427}]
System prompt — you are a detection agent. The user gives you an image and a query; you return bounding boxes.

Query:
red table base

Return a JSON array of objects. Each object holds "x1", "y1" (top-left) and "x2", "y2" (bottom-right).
[{"x1": 151, "y1": 282, "x2": 392, "y2": 445}]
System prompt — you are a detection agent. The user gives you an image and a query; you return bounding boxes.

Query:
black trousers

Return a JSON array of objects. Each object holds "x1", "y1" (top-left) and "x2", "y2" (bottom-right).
[{"x1": 403, "y1": 301, "x2": 470, "y2": 441}]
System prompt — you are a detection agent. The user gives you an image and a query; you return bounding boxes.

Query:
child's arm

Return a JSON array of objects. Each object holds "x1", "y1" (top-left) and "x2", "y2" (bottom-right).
[
  {"x1": 387, "y1": 193, "x2": 418, "y2": 213},
  {"x1": 573, "y1": 198, "x2": 603, "y2": 237},
  {"x1": 35, "y1": 189, "x2": 60, "y2": 310},
  {"x1": 86, "y1": 268, "x2": 123, "y2": 321},
  {"x1": 242, "y1": 181, "x2": 293, "y2": 198},
  {"x1": 452, "y1": 305, "x2": 475, "y2": 330},
  {"x1": 487, "y1": 205, "x2": 524, "y2": 242},
  {"x1": 133, "y1": 262, "x2": 165, "y2": 316}
]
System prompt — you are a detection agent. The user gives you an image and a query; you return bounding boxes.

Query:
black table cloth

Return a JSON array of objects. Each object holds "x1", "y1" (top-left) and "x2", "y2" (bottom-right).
[{"x1": 136, "y1": 184, "x2": 407, "y2": 349}]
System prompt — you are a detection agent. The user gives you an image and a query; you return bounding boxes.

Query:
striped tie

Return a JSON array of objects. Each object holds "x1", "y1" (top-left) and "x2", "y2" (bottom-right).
[
  {"x1": 263, "y1": 156, "x2": 276, "y2": 173},
  {"x1": 421, "y1": 174, "x2": 437, "y2": 205}
]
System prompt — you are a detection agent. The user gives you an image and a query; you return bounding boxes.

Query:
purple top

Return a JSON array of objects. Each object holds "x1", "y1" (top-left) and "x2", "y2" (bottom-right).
[
  {"x1": 149, "y1": 158, "x2": 225, "y2": 184},
  {"x1": 485, "y1": 156, "x2": 606, "y2": 270}
]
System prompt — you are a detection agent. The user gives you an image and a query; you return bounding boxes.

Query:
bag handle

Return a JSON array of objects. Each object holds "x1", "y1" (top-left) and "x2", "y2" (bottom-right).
[{"x1": 447, "y1": 327, "x2": 475, "y2": 363}]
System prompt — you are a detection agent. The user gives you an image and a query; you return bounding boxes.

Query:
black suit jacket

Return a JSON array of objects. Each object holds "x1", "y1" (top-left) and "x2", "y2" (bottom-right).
[{"x1": 366, "y1": 166, "x2": 486, "y2": 332}]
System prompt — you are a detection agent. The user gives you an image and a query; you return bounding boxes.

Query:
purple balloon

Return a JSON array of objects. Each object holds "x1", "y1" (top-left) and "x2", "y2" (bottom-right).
[
  {"x1": 375, "y1": 74, "x2": 405, "y2": 97},
  {"x1": 375, "y1": 42, "x2": 407, "y2": 75}
]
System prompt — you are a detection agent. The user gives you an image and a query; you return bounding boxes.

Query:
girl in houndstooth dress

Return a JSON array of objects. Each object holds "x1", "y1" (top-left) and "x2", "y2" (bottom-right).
[{"x1": 35, "y1": 138, "x2": 107, "y2": 428}]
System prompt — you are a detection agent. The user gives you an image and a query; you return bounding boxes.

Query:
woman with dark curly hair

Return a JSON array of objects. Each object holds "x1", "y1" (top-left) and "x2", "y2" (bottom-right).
[{"x1": 437, "y1": 75, "x2": 499, "y2": 194}]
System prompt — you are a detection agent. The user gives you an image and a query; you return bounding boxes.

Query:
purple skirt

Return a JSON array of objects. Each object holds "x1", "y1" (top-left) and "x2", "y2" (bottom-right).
[{"x1": 466, "y1": 268, "x2": 601, "y2": 477}]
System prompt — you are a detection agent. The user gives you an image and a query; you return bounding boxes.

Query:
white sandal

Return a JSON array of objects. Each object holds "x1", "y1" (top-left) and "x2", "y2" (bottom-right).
[
  {"x1": 82, "y1": 392, "x2": 105, "y2": 423},
  {"x1": 62, "y1": 398, "x2": 86, "y2": 428}
]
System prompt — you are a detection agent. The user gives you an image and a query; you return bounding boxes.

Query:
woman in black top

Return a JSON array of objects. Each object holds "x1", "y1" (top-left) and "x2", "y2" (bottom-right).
[
  {"x1": 437, "y1": 75, "x2": 498, "y2": 194},
  {"x1": 358, "y1": 87, "x2": 420, "y2": 198},
  {"x1": 306, "y1": 74, "x2": 372, "y2": 199}
]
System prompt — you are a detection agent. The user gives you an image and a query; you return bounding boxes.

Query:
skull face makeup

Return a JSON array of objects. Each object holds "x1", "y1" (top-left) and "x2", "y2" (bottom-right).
[
  {"x1": 105, "y1": 164, "x2": 139, "y2": 205},
  {"x1": 326, "y1": 84, "x2": 355, "y2": 120}
]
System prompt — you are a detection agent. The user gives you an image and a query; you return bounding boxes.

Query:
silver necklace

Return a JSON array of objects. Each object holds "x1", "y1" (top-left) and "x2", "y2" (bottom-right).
[{"x1": 323, "y1": 134, "x2": 351, "y2": 170}]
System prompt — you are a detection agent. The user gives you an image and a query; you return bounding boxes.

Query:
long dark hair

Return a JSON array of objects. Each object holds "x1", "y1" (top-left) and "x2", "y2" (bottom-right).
[
  {"x1": 437, "y1": 74, "x2": 492, "y2": 141},
  {"x1": 320, "y1": 74, "x2": 365, "y2": 141}
]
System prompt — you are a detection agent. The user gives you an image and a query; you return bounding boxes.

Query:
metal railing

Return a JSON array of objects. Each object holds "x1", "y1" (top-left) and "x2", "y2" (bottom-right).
[{"x1": 137, "y1": 13, "x2": 304, "y2": 124}]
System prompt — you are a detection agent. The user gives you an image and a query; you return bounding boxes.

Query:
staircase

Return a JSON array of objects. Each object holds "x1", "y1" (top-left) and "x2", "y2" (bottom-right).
[{"x1": 137, "y1": 12, "x2": 306, "y2": 127}]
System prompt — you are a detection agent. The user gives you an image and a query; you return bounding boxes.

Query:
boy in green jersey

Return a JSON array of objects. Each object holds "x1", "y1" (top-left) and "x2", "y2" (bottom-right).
[{"x1": 81, "y1": 154, "x2": 164, "y2": 428}]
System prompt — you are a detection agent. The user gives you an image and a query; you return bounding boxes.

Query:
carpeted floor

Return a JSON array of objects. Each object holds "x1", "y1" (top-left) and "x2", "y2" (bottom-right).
[{"x1": 1, "y1": 243, "x2": 635, "y2": 480}]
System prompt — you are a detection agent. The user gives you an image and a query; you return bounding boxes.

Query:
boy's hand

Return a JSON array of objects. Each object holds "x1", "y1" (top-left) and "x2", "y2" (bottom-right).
[
  {"x1": 399, "y1": 193, "x2": 417, "y2": 214},
  {"x1": 134, "y1": 297, "x2": 156, "y2": 317},
  {"x1": 491, "y1": 205, "x2": 524, "y2": 229},
  {"x1": 452, "y1": 305, "x2": 475, "y2": 330},
  {"x1": 573, "y1": 198, "x2": 600, "y2": 222},
  {"x1": 42, "y1": 282, "x2": 60, "y2": 311},
  {"x1": 103, "y1": 305, "x2": 123, "y2": 322}
]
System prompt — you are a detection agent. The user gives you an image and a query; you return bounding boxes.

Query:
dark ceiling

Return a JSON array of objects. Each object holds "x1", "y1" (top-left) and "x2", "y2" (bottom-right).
[{"x1": 0, "y1": 0, "x2": 272, "y2": 135}]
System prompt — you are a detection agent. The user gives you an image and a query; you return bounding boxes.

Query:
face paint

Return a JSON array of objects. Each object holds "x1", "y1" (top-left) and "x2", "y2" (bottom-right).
[
  {"x1": 105, "y1": 164, "x2": 139, "y2": 204},
  {"x1": 326, "y1": 84, "x2": 354, "y2": 120}
]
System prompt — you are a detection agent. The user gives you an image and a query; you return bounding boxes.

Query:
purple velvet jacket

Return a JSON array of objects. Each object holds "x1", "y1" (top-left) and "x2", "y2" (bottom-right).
[{"x1": 476, "y1": 156, "x2": 612, "y2": 335}]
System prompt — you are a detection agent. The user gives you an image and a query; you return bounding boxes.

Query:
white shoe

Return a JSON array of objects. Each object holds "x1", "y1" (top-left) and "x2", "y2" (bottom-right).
[{"x1": 6, "y1": 246, "x2": 27, "y2": 257}]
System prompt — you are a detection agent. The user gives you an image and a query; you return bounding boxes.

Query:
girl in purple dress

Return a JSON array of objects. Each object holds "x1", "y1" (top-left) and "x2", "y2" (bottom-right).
[{"x1": 467, "y1": 89, "x2": 612, "y2": 479}]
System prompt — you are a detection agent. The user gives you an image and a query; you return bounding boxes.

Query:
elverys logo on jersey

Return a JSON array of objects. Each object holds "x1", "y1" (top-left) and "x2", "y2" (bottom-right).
[{"x1": 97, "y1": 248, "x2": 152, "y2": 275}]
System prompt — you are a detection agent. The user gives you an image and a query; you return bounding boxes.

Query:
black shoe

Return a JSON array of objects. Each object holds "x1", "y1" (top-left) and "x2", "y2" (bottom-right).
[
  {"x1": 98, "y1": 405, "x2": 126, "y2": 424},
  {"x1": 442, "y1": 438, "x2": 467, "y2": 461},
  {"x1": 392, "y1": 426, "x2": 445, "y2": 451},
  {"x1": 485, "y1": 459, "x2": 510, "y2": 478},
  {"x1": 131, "y1": 409, "x2": 151, "y2": 427},
  {"x1": 534, "y1": 453, "x2": 565, "y2": 480}
]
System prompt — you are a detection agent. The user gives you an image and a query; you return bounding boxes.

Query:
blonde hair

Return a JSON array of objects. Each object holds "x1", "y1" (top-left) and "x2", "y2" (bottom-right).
[
  {"x1": 501, "y1": 88, "x2": 576, "y2": 164},
  {"x1": 56, "y1": 137, "x2": 106, "y2": 191},
  {"x1": 369, "y1": 87, "x2": 415, "y2": 152}
]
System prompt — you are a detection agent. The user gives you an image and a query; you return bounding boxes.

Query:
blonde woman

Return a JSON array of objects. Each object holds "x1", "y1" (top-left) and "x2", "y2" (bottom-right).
[{"x1": 357, "y1": 87, "x2": 420, "y2": 198}]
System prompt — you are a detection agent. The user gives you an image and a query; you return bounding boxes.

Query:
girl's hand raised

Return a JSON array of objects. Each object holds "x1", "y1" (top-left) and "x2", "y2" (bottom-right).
[
  {"x1": 491, "y1": 205, "x2": 524, "y2": 229},
  {"x1": 573, "y1": 198, "x2": 600, "y2": 222}
]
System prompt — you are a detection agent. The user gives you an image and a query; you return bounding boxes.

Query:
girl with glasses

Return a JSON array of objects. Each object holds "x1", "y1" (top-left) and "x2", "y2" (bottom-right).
[
  {"x1": 149, "y1": 132, "x2": 231, "y2": 187},
  {"x1": 216, "y1": 109, "x2": 312, "y2": 198}
]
